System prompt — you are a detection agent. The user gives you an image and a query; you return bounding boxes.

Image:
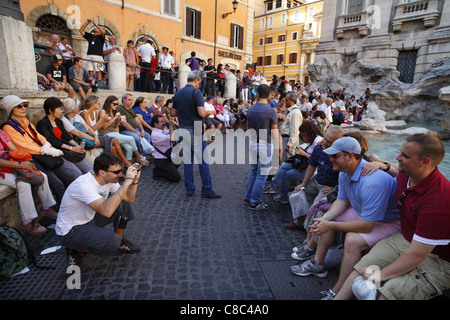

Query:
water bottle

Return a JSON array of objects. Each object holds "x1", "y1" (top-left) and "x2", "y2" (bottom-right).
[{"x1": 80, "y1": 140, "x2": 86, "y2": 149}]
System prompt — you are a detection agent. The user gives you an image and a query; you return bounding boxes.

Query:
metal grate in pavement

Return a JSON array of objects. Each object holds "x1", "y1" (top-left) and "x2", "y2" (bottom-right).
[
  {"x1": 0, "y1": 251, "x2": 68, "y2": 300},
  {"x1": 257, "y1": 260, "x2": 339, "y2": 300}
]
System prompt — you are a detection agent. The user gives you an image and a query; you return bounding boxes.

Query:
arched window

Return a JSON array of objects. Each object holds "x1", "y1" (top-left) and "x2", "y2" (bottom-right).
[
  {"x1": 88, "y1": 26, "x2": 114, "y2": 42},
  {"x1": 35, "y1": 14, "x2": 71, "y2": 47},
  {"x1": 135, "y1": 35, "x2": 158, "y2": 52}
]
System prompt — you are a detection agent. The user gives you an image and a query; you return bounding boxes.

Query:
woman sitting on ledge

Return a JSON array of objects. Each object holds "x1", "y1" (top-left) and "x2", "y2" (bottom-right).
[
  {"x1": 0, "y1": 95, "x2": 81, "y2": 204},
  {"x1": 0, "y1": 128, "x2": 57, "y2": 235}
]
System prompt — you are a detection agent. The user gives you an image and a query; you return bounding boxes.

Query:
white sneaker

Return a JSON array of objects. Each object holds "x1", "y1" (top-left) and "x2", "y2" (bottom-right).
[{"x1": 263, "y1": 185, "x2": 277, "y2": 194}]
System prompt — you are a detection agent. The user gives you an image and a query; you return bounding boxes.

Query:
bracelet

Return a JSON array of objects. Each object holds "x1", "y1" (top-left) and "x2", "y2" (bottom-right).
[
  {"x1": 383, "y1": 162, "x2": 390, "y2": 172},
  {"x1": 17, "y1": 161, "x2": 21, "y2": 168},
  {"x1": 131, "y1": 182, "x2": 138, "y2": 185}
]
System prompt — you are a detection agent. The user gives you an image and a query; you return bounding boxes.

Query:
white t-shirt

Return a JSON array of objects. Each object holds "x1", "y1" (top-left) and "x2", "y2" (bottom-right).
[
  {"x1": 159, "y1": 53, "x2": 174, "y2": 69},
  {"x1": 55, "y1": 172, "x2": 120, "y2": 236},
  {"x1": 204, "y1": 102, "x2": 215, "y2": 118},
  {"x1": 137, "y1": 43, "x2": 156, "y2": 63}
]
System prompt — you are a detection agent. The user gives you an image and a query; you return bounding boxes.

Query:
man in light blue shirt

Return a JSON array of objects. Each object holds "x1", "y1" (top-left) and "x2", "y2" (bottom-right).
[{"x1": 290, "y1": 136, "x2": 401, "y2": 300}]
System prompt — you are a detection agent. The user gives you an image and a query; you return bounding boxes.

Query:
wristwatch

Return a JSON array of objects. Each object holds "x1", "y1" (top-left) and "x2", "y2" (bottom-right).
[{"x1": 383, "y1": 162, "x2": 390, "y2": 172}]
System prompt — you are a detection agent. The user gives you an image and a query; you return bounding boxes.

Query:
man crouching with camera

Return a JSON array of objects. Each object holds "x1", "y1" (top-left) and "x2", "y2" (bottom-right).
[{"x1": 56, "y1": 153, "x2": 141, "y2": 268}]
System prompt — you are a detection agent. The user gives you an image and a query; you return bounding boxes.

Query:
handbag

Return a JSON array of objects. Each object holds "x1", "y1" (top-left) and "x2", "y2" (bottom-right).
[
  {"x1": 31, "y1": 154, "x2": 64, "y2": 171},
  {"x1": 72, "y1": 122, "x2": 95, "y2": 149},
  {"x1": 62, "y1": 148, "x2": 86, "y2": 163},
  {"x1": 2, "y1": 119, "x2": 64, "y2": 171},
  {"x1": 1, "y1": 148, "x2": 44, "y2": 186}
]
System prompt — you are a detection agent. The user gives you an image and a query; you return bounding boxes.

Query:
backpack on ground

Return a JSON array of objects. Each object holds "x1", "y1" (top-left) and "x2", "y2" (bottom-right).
[
  {"x1": 0, "y1": 225, "x2": 30, "y2": 278},
  {"x1": 0, "y1": 225, "x2": 55, "y2": 279}
]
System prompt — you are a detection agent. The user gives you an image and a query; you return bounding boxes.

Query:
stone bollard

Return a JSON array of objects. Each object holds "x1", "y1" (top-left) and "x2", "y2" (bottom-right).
[
  {"x1": 178, "y1": 64, "x2": 191, "y2": 90},
  {"x1": 107, "y1": 51, "x2": 126, "y2": 91},
  {"x1": 225, "y1": 72, "x2": 236, "y2": 100}
]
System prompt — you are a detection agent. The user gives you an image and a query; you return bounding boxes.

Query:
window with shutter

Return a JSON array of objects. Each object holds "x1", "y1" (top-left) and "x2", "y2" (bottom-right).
[
  {"x1": 277, "y1": 54, "x2": 284, "y2": 65},
  {"x1": 230, "y1": 24, "x2": 244, "y2": 49},
  {"x1": 289, "y1": 52, "x2": 297, "y2": 64},
  {"x1": 186, "y1": 7, "x2": 201, "y2": 39},
  {"x1": 265, "y1": 56, "x2": 272, "y2": 65},
  {"x1": 257, "y1": 56, "x2": 264, "y2": 66}
]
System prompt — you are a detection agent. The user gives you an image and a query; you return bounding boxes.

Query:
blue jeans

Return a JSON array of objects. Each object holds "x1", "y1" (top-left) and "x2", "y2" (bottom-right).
[
  {"x1": 245, "y1": 143, "x2": 272, "y2": 205},
  {"x1": 270, "y1": 162, "x2": 306, "y2": 198},
  {"x1": 121, "y1": 128, "x2": 151, "y2": 155},
  {"x1": 181, "y1": 127, "x2": 213, "y2": 195}
]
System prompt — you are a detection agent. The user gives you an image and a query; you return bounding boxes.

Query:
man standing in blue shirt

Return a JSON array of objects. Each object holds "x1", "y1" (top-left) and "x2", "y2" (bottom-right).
[
  {"x1": 243, "y1": 84, "x2": 278, "y2": 210},
  {"x1": 290, "y1": 136, "x2": 401, "y2": 300},
  {"x1": 172, "y1": 70, "x2": 220, "y2": 198}
]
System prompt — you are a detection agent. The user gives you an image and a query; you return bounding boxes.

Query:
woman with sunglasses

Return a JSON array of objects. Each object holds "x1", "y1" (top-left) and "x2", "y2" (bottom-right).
[
  {"x1": 81, "y1": 96, "x2": 146, "y2": 168},
  {"x1": 1, "y1": 95, "x2": 82, "y2": 204},
  {"x1": 98, "y1": 95, "x2": 148, "y2": 167}
]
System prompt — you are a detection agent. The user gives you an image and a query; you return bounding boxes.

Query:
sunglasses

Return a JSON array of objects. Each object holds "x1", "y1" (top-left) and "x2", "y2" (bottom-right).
[
  {"x1": 112, "y1": 102, "x2": 119, "y2": 106},
  {"x1": 397, "y1": 192, "x2": 406, "y2": 210},
  {"x1": 105, "y1": 168, "x2": 123, "y2": 175},
  {"x1": 15, "y1": 104, "x2": 29, "y2": 109},
  {"x1": 329, "y1": 152, "x2": 348, "y2": 159}
]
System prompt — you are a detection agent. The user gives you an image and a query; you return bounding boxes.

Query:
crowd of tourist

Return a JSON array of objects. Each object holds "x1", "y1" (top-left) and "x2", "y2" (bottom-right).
[{"x1": 2, "y1": 23, "x2": 449, "y2": 299}]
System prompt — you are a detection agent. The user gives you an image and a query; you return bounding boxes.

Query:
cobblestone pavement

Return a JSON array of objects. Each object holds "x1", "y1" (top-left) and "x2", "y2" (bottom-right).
[{"x1": 0, "y1": 136, "x2": 343, "y2": 302}]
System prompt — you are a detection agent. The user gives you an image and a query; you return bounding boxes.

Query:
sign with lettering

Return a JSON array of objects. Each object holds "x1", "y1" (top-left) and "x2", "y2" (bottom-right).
[{"x1": 218, "y1": 50, "x2": 242, "y2": 60}]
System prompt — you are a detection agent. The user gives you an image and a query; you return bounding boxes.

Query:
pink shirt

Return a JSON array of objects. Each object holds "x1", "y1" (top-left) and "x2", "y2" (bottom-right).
[{"x1": 151, "y1": 128, "x2": 171, "y2": 159}]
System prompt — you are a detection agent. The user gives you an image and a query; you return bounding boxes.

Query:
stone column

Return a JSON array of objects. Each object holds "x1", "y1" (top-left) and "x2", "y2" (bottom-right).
[
  {"x1": 225, "y1": 72, "x2": 236, "y2": 100},
  {"x1": 0, "y1": 0, "x2": 37, "y2": 91},
  {"x1": 177, "y1": 64, "x2": 191, "y2": 90},
  {"x1": 107, "y1": 51, "x2": 126, "y2": 91}
]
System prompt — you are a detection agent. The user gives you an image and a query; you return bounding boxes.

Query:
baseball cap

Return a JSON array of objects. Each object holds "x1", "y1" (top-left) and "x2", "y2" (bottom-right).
[
  {"x1": 323, "y1": 137, "x2": 361, "y2": 155},
  {"x1": 206, "y1": 95, "x2": 213, "y2": 101}
]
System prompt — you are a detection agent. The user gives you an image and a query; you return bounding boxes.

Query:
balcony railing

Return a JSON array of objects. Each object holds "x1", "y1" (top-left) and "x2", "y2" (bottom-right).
[
  {"x1": 392, "y1": 0, "x2": 440, "y2": 32},
  {"x1": 335, "y1": 10, "x2": 371, "y2": 39}
]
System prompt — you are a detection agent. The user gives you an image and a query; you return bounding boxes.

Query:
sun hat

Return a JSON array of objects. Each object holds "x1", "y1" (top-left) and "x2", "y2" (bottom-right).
[
  {"x1": 62, "y1": 98, "x2": 81, "y2": 114},
  {"x1": 0, "y1": 95, "x2": 29, "y2": 118}
]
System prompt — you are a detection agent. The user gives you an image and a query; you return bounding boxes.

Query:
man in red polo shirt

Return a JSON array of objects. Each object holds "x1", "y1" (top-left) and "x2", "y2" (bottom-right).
[{"x1": 335, "y1": 134, "x2": 450, "y2": 300}]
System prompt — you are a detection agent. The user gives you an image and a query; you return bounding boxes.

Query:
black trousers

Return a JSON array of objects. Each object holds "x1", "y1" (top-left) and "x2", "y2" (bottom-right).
[
  {"x1": 160, "y1": 68, "x2": 171, "y2": 94},
  {"x1": 141, "y1": 62, "x2": 154, "y2": 92},
  {"x1": 154, "y1": 158, "x2": 181, "y2": 182},
  {"x1": 206, "y1": 79, "x2": 215, "y2": 97}
]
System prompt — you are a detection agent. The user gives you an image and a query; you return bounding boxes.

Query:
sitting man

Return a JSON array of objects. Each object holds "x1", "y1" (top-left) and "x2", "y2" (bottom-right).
[
  {"x1": 203, "y1": 95, "x2": 222, "y2": 143},
  {"x1": 118, "y1": 93, "x2": 152, "y2": 157},
  {"x1": 335, "y1": 134, "x2": 450, "y2": 300},
  {"x1": 284, "y1": 125, "x2": 344, "y2": 229},
  {"x1": 68, "y1": 57, "x2": 96, "y2": 101},
  {"x1": 150, "y1": 114, "x2": 181, "y2": 182},
  {"x1": 290, "y1": 136, "x2": 401, "y2": 301},
  {"x1": 46, "y1": 54, "x2": 74, "y2": 98},
  {"x1": 56, "y1": 153, "x2": 141, "y2": 268}
]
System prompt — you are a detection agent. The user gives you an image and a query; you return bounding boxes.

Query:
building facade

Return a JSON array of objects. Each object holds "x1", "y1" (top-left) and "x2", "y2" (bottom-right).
[
  {"x1": 21, "y1": 0, "x2": 255, "y2": 77},
  {"x1": 314, "y1": 0, "x2": 450, "y2": 84},
  {"x1": 252, "y1": 0, "x2": 323, "y2": 84}
]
